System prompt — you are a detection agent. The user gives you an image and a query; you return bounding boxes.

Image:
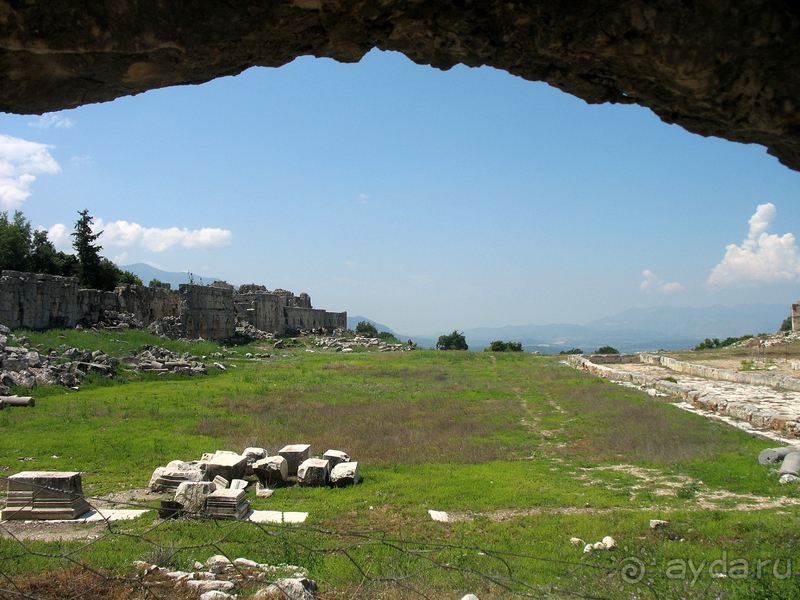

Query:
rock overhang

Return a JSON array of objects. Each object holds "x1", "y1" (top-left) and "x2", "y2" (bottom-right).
[{"x1": 0, "y1": 0, "x2": 798, "y2": 171}]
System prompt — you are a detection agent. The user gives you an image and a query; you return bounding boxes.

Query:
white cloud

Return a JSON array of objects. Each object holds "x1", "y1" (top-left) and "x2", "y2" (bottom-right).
[
  {"x1": 46, "y1": 222, "x2": 71, "y2": 251},
  {"x1": 0, "y1": 134, "x2": 61, "y2": 210},
  {"x1": 95, "y1": 219, "x2": 232, "y2": 252},
  {"x1": 640, "y1": 269, "x2": 685, "y2": 293},
  {"x1": 29, "y1": 113, "x2": 75, "y2": 129},
  {"x1": 707, "y1": 203, "x2": 800, "y2": 287},
  {"x1": 46, "y1": 218, "x2": 233, "y2": 254},
  {"x1": 113, "y1": 252, "x2": 129, "y2": 264}
]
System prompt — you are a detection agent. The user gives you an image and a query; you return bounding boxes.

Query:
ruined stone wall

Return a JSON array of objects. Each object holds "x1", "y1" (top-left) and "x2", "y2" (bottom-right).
[
  {"x1": 0, "y1": 269, "x2": 344, "y2": 340},
  {"x1": 179, "y1": 284, "x2": 235, "y2": 340},
  {"x1": 116, "y1": 284, "x2": 182, "y2": 323},
  {"x1": 77, "y1": 288, "x2": 118, "y2": 325},
  {"x1": 235, "y1": 292, "x2": 285, "y2": 334},
  {"x1": 0, "y1": 271, "x2": 83, "y2": 330},
  {"x1": 793, "y1": 302, "x2": 800, "y2": 332},
  {"x1": 236, "y1": 291, "x2": 346, "y2": 336}
]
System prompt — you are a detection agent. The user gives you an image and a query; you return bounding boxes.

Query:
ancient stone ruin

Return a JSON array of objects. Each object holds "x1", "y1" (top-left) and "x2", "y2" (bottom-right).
[
  {"x1": 0, "y1": 270, "x2": 346, "y2": 340},
  {"x1": 1, "y1": 471, "x2": 91, "y2": 521},
  {"x1": 149, "y1": 444, "x2": 359, "y2": 521}
]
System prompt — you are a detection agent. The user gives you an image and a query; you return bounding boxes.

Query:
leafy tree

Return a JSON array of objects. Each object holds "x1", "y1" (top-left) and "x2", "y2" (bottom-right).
[
  {"x1": 594, "y1": 345, "x2": 620, "y2": 355},
  {"x1": 356, "y1": 320, "x2": 379, "y2": 337},
  {"x1": 0, "y1": 210, "x2": 32, "y2": 271},
  {"x1": 71, "y1": 209, "x2": 104, "y2": 289},
  {"x1": 437, "y1": 331, "x2": 468, "y2": 351},
  {"x1": 781, "y1": 316, "x2": 793, "y2": 332},
  {"x1": 149, "y1": 278, "x2": 164, "y2": 288}
]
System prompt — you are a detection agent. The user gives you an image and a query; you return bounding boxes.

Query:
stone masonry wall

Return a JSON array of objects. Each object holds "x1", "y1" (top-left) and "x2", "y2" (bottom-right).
[
  {"x1": 179, "y1": 284, "x2": 235, "y2": 340},
  {"x1": 793, "y1": 301, "x2": 799, "y2": 332},
  {"x1": 235, "y1": 291, "x2": 346, "y2": 336},
  {"x1": 0, "y1": 271, "x2": 83, "y2": 330},
  {"x1": 116, "y1": 284, "x2": 183, "y2": 323},
  {"x1": 0, "y1": 270, "x2": 346, "y2": 340}
]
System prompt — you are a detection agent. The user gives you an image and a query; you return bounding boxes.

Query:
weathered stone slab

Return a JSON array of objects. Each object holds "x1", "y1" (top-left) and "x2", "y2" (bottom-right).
[
  {"x1": 2, "y1": 471, "x2": 91, "y2": 520},
  {"x1": 202, "y1": 454, "x2": 247, "y2": 483},
  {"x1": 330, "y1": 461, "x2": 359, "y2": 487},
  {"x1": 322, "y1": 449, "x2": 350, "y2": 469},
  {"x1": 252, "y1": 455, "x2": 288, "y2": 488},
  {"x1": 174, "y1": 481, "x2": 215, "y2": 514},
  {"x1": 297, "y1": 458, "x2": 329, "y2": 487},
  {"x1": 279, "y1": 444, "x2": 311, "y2": 477}
]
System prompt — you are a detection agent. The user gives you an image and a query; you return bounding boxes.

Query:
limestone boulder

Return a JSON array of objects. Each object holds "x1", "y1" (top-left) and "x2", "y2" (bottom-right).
[{"x1": 254, "y1": 578, "x2": 318, "y2": 600}]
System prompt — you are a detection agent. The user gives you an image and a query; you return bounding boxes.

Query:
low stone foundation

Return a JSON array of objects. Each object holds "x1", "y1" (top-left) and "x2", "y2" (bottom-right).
[{"x1": 567, "y1": 354, "x2": 800, "y2": 439}]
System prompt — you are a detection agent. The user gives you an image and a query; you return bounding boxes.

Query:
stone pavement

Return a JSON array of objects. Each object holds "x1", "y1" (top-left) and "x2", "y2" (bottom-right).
[{"x1": 567, "y1": 354, "x2": 800, "y2": 443}]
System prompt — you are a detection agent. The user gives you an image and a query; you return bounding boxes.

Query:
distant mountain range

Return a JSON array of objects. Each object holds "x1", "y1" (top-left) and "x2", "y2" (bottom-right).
[
  {"x1": 121, "y1": 263, "x2": 221, "y2": 288},
  {"x1": 353, "y1": 304, "x2": 792, "y2": 353}
]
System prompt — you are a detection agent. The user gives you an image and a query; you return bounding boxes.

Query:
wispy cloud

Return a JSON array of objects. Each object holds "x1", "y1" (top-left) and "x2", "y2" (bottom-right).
[
  {"x1": 640, "y1": 270, "x2": 684, "y2": 293},
  {"x1": 707, "y1": 203, "x2": 800, "y2": 287},
  {"x1": 29, "y1": 113, "x2": 75, "y2": 130},
  {"x1": 71, "y1": 155, "x2": 95, "y2": 166},
  {"x1": 0, "y1": 134, "x2": 61, "y2": 210}
]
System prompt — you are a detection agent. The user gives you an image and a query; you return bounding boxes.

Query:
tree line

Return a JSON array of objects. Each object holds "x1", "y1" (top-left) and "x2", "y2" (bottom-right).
[{"x1": 0, "y1": 209, "x2": 141, "y2": 291}]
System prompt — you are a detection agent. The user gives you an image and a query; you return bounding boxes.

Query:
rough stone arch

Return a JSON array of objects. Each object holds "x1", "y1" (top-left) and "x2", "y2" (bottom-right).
[
  {"x1": 198, "y1": 318, "x2": 208, "y2": 340},
  {"x1": 0, "y1": 2, "x2": 798, "y2": 172}
]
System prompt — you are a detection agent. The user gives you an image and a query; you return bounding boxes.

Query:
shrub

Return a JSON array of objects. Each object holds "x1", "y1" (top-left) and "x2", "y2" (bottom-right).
[
  {"x1": 781, "y1": 316, "x2": 793, "y2": 332},
  {"x1": 594, "y1": 346, "x2": 620, "y2": 355},
  {"x1": 486, "y1": 341, "x2": 523, "y2": 352},
  {"x1": 437, "y1": 331, "x2": 468, "y2": 350},
  {"x1": 355, "y1": 321, "x2": 379, "y2": 337},
  {"x1": 558, "y1": 348, "x2": 583, "y2": 355}
]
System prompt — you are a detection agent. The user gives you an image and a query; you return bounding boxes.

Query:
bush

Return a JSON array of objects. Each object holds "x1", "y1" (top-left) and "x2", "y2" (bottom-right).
[
  {"x1": 485, "y1": 341, "x2": 523, "y2": 352},
  {"x1": 594, "y1": 346, "x2": 620, "y2": 355},
  {"x1": 355, "y1": 321, "x2": 379, "y2": 337},
  {"x1": 693, "y1": 335, "x2": 753, "y2": 351},
  {"x1": 437, "y1": 331, "x2": 468, "y2": 351},
  {"x1": 781, "y1": 316, "x2": 793, "y2": 332},
  {"x1": 558, "y1": 348, "x2": 583, "y2": 355}
]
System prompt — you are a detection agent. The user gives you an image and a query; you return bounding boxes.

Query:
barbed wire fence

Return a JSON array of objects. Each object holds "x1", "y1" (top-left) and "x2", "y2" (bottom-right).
[{"x1": 0, "y1": 477, "x2": 749, "y2": 600}]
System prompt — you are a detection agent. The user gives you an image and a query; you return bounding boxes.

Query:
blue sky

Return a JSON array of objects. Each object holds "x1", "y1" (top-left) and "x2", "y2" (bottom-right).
[{"x1": 0, "y1": 49, "x2": 798, "y2": 335}]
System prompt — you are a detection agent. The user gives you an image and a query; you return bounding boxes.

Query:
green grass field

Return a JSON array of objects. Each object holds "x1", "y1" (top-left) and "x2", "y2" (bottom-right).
[{"x1": 1, "y1": 329, "x2": 798, "y2": 599}]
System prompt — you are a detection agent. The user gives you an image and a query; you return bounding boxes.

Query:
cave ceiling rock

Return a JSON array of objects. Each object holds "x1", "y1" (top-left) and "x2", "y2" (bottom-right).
[{"x1": 0, "y1": 0, "x2": 798, "y2": 171}]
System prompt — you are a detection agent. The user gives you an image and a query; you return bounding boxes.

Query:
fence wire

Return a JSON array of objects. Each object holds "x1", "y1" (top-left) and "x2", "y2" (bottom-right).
[{"x1": 0, "y1": 477, "x2": 771, "y2": 600}]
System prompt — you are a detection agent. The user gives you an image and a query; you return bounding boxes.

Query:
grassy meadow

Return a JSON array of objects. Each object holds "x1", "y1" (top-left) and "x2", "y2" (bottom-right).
[{"x1": 1, "y1": 329, "x2": 799, "y2": 599}]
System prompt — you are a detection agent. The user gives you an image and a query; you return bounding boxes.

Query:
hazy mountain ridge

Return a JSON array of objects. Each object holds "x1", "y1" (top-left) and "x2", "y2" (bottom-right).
[
  {"x1": 121, "y1": 263, "x2": 221, "y2": 288},
  {"x1": 358, "y1": 304, "x2": 791, "y2": 353}
]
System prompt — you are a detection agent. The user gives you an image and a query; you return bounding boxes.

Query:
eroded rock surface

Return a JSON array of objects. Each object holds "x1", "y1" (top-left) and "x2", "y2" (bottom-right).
[{"x1": 0, "y1": 2, "x2": 798, "y2": 170}]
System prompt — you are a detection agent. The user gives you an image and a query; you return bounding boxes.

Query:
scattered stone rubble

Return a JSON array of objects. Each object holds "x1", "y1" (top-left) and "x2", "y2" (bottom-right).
[
  {"x1": 0, "y1": 321, "x2": 224, "y2": 397},
  {"x1": 126, "y1": 344, "x2": 208, "y2": 376},
  {"x1": 314, "y1": 335, "x2": 415, "y2": 353},
  {"x1": 134, "y1": 554, "x2": 316, "y2": 600},
  {"x1": 150, "y1": 445, "x2": 359, "y2": 520}
]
